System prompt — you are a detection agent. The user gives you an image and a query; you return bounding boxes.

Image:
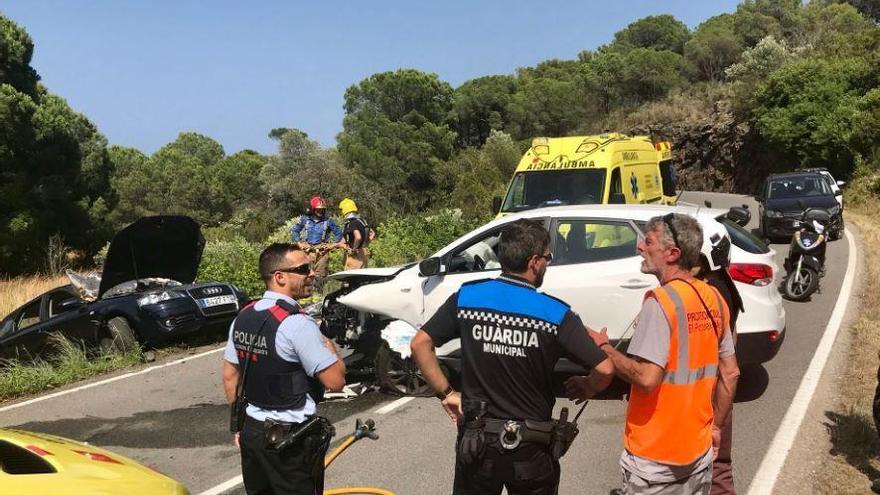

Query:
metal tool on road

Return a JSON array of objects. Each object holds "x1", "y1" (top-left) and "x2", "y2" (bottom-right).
[{"x1": 322, "y1": 418, "x2": 394, "y2": 495}]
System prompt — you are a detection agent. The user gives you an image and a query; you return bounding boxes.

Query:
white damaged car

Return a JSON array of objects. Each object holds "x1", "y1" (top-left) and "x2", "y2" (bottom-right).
[{"x1": 321, "y1": 204, "x2": 786, "y2": 396}]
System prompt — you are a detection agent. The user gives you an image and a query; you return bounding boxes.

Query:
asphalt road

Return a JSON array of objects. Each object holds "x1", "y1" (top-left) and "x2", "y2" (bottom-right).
[{"x1": 0, "y1": 192, "x2": 853, "y2": 495}]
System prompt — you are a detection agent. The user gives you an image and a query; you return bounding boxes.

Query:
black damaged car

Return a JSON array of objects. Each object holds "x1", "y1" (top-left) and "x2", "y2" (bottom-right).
[
  {"x1": 0, "y1": 216, "x2": 248, "y2": 362},
  {"x1": 756, "y1": 172, "x2": 844, "y2": 241}
]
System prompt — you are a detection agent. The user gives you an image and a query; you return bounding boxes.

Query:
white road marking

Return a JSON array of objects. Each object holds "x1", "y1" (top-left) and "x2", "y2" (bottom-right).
[
  {"x1": 196, "y1": 475, "x2": 243, "y2": 495},
  {"x1": 747, "y1": 229, "x2": 858, "y2": 495},
  {"x1": 374, "y1": 396, "x2": 415, "y2": 414},
  {"x1": 0, "y1": 347, "x2": 224, "y2": 413}
]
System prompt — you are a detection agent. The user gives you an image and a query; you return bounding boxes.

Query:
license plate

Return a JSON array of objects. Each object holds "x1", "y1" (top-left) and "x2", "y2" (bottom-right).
[{"x1": 199, "y1": 295, "x2": 237, "y2": 308}]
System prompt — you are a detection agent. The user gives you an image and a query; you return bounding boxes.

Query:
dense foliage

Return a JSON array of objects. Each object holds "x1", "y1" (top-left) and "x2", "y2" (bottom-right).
[{"x1": 2, "y1": 0, "x2": 879, "y2": 277}]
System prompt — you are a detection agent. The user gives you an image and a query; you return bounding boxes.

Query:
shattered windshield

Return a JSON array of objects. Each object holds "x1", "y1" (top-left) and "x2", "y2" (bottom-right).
[
  {"x1": 501, "y1": 169, "x2": 606, "y2": 213},
  {"x1": 767, "y1": 175, "x2": 832, "y2": 199}
]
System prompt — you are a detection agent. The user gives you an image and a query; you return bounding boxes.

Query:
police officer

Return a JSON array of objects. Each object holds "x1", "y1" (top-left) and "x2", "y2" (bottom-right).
[
  {"x1": 222, "y1": 242, "x2": 346, "y2": 495},
  {"x1": 410, "y1": 219, "x2": 615, "y2": 495}
]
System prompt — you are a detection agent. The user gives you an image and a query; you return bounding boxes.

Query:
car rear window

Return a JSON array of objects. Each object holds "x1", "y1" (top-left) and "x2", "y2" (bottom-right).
[{"x1": 717, "y1": 217, "x2": 770, "y2": 254}]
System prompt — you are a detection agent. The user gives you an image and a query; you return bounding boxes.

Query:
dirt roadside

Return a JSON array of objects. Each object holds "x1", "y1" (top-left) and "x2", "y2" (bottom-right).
[{"x1": 775, "y1": 217, "x2": 879, "y2": 494}]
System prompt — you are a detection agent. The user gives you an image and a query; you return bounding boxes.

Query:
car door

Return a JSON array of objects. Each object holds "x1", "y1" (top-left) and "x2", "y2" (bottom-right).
[
  {"x1": 1, "y1": 297, "x2": 50, "y2": 360},
  {"x1": 421, "y1": 226, "x2": 508, "y2": 321},
  {"x1": 542, "y1": 217, "x2": 655, "y2": 342},
  {"x1": 43, "y1": 287, "x2": 97, "y2": 344}
]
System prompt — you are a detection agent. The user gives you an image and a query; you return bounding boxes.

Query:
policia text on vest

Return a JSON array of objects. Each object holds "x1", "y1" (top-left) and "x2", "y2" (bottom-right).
[{"x1": 224, "y1": 292, "x2": 342, "y2": 495}]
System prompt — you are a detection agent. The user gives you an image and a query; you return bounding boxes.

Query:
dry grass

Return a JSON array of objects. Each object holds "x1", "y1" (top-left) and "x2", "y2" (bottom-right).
[
  {"x1": 0, "y1": 274, "x2": 69, "y2": 320},
  {"x1": 813, "y1": 203, "x2": 880, "y2": 494}
]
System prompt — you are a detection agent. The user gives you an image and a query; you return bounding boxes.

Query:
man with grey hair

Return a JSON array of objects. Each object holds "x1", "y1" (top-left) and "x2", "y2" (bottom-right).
[{"x1": 583, "y1": 213, "x2": 740, "y2": 494}]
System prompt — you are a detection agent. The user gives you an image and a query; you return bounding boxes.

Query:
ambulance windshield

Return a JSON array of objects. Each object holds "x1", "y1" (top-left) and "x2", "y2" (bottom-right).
[{"x1": 501, "y1": 169, "x2": 606, "y2": 213}]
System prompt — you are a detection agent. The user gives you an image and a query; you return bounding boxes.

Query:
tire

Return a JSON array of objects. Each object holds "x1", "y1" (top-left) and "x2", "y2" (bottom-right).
[
  {"x1": 374, "y1": 343, "x2": 435, "y2": 397},
  {"x1": 99, "y1": 317, "x2": 137, "y2": 354},
  {"x1": 783, "y1": 266, "x2": 819, "y2": 301}
]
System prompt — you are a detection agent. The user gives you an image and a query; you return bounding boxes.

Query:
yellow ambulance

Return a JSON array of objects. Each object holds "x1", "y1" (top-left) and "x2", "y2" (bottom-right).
[{"x1": 492, "y1": 133, "x2": 677, "y2": 216}]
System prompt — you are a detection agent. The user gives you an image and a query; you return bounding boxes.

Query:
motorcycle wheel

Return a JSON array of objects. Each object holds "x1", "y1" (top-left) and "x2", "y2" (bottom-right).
[
  {"x1": 784, "y1": 266, "x2": 819, "y2": 301},
  {"x1": 374, "y1": 343, "x2": 436, "y2": 397}
]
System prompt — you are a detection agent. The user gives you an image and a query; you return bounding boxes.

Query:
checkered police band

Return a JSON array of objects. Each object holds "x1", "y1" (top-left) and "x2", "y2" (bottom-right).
[{"x1": 457, "y1": 309, "x2": 558, "y2": 336}]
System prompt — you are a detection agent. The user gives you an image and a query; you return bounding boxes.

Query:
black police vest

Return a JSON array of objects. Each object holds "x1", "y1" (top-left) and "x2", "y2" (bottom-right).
[{"x1": 233, "y1": 299, "x2": 324, "y2": 410}]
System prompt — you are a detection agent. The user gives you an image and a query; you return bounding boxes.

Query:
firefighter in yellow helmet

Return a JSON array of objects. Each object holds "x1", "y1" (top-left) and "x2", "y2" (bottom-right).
[{"x1": 339, "y1": 198, "x2": 374, "y2": 270}]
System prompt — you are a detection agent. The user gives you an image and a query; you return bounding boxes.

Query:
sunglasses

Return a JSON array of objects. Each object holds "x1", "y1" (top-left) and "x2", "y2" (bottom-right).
[
  {"x1": 536, "y1": 252, "x2": 553, "y2": 262},
  {"x1": 662, "y1": 213, "x2": 680, "y2": 248},
  {"x1": 276, "y1": 264, "x2": 312, "y2": 276}
]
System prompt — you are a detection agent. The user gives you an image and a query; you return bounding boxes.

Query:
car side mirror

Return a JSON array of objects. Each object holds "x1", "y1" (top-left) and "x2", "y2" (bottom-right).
[
  {"x1": 609, "y1": 192, "x2": 626, "y2": 204},
  {"x1": 836, "y1": 180, "x2": 846, "y2": 188},
  {"x1": 59, "y1": 298, "x2": 85, "y2": 312},
  {"x1": 492, "y1": 196, "x2": 502, "y2": 215},
  {"x1": 726, "y1": 206, "x2": 751, "y2": 227},
  {"x1": 418, "y1": 257, "x2": 443, "y2": 277}
]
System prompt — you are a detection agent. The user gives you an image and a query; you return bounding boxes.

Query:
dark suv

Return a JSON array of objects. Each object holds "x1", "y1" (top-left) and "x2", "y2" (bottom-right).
[{"x1": 756, "y1": 172, "x2": 844, "y2": 241}]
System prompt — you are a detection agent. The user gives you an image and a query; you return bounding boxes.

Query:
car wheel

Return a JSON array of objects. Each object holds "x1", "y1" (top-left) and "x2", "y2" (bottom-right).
[
  {"x1": 100, "y1": 317, "x2": 137, "y2": 354},
  {"x1": 375, "y1": 342, "x2": 435, "y2": 397}
]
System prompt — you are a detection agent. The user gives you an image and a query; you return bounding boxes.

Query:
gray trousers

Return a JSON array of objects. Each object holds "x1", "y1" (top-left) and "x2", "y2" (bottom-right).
[{"x1": 622, "y1": 463, "x2": 713, "y2": 495}]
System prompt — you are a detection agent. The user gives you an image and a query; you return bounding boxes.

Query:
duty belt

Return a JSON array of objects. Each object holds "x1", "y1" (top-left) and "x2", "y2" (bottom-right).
[{"x1": 483, "y1": 418, "x2": 553, "y2": 450}]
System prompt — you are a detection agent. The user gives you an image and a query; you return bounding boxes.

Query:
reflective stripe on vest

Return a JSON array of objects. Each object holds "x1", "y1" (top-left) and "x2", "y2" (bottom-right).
[{"x1": 624, "y1": 278, "x2": 729, "y2": 466}]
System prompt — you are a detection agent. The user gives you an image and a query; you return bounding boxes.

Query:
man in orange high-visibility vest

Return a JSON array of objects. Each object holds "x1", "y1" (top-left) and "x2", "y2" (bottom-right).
[{"x1": 586, "y1": 213, "x2": 740, "y2": 494}]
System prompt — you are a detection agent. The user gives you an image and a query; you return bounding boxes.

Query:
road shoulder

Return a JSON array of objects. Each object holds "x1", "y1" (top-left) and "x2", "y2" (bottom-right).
[{"x1": 774, "y1": 222, "x2": 872, "y2": 494}]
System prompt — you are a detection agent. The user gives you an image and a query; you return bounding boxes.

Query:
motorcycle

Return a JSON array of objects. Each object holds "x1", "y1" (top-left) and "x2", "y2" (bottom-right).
[{"x1": 782, "y1": 208, "x2": 830, "y2": 301}]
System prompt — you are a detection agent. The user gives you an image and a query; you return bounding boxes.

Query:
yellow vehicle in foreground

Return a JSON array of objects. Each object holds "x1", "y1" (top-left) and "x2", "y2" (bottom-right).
[
  {"x1": 0, "y1": 428, "x2": 188, "y2": 494},
  {"x1": 493, "y1": 133, "x2": 677, "y2": 216}
]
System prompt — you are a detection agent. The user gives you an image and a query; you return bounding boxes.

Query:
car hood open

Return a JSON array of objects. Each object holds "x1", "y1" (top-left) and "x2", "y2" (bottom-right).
[{"x1": 99, "y1": 216, "x2": 205, "y2": 297}]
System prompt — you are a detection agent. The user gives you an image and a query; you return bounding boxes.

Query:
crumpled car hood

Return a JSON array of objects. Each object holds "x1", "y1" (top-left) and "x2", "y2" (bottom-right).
[
  {"x1": 99, "y1": 216, "x2": 205, "y2": 297},
  {"x1": 327, "y1": 264, "x2": 413, "y2": 281}
]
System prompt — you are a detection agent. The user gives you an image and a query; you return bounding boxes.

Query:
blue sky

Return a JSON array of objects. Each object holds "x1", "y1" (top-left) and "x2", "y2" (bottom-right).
[{"x1": 3, "y1": 1, "x2": 741, "y2": 155}]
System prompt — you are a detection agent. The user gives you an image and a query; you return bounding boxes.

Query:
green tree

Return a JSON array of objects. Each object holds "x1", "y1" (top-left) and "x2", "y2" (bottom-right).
[
  {"x1": 803, "y1": 3, "x2": 877, "y2": 58},
  {"x1": 261, "y1": 129, "x2": 391, "y2": 226},
  {"x1": 449, "y1": 75, "x2": 518, "y2": 147},
  {"x1": 432, "y1": 131, "x2": 521, "y2": 220},
  {"x1": 753, "y1": 57, "x2": 872, "y2": 177},
  {"x1": 840, "y1": 0, "x2": 880, "y2": 22},
  {"x1": 0, "y1": 15, "x2": 39, "y2": 97},
  {"x1": 609, "y1": 15, "x2": 691, "y2": 54},
  {"x1": 684, "y1": 14, "x2": 744, "y2": 81},
  {"x1": 850, "y1": 88, "x2": 880, "y2": 168},
  {"x1": 338, "y1": 69, "x2": 456, "y2": 212},
  {"x1": 733, "y1": 0, "x2": 804, "y2": 46},
  {"x1": 592, "y1": 49, "x2": 686, "y2": 107}
]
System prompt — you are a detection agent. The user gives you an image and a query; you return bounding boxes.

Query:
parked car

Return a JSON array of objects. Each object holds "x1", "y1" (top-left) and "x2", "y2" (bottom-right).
[
  {"x1": 756, "y1": 172, "x2": 844, "y2": 241},
  {"x1": 322, "y1": 204, "x2": 786, "y2": 395},
  {"x1": 0, "y1": 428, "x2": 188, "y2": 494},
  {"x1": 0, "y1": 216, "x2": 247, "y2": 362}
]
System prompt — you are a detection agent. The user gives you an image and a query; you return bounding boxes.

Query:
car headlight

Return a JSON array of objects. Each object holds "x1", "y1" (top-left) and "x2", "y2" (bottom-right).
[
  {"x1": 766, "y1": 210, "x2": 783, "y2": 218},
  {"x1": 828, "y1": 205, "x2": 840, "y2": 215},
  {"x1": 137, "y1": 291, "x2": 186, "y2": 307}
]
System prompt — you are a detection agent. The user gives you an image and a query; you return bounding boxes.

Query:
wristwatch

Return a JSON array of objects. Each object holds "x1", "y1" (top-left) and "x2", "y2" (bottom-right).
[{"x1": 436, "y1": 385, "x2": 455, "y2": 401}]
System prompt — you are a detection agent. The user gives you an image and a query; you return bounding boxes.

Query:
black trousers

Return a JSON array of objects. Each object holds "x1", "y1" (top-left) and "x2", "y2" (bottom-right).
[
  {"x1": 453, "y1": 437, "x2": 560, "y2": 495},
  {"x1": 239, "y1": 416, "x2": 331, "y2": 495}
]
